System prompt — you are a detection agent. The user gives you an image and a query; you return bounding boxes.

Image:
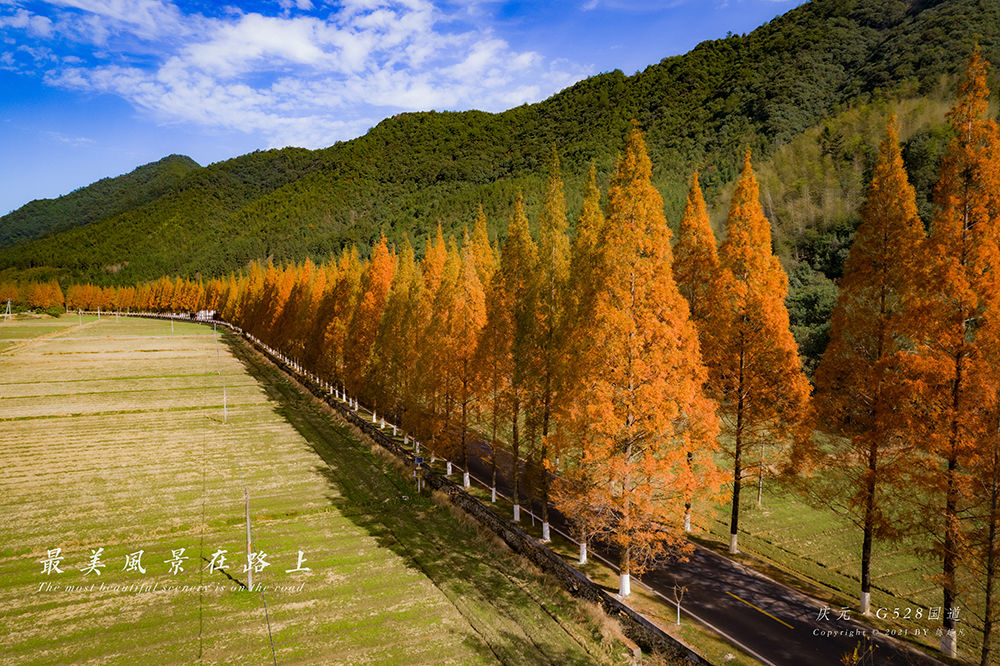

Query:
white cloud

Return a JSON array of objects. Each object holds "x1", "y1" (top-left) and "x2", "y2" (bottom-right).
[
  {"x1": 44, "y1": 130, "x2": 94, "y2": 145},
  {"x1": 181, "y1": 14, "x2": 332, "y2": 77},
  {"x1": 0, "y1": 8, "x2": 53, "y2": 36},
  {"x1": 5, "y1": 0, "x2": 586, "y2": 148},
  {"x1": 45, "y1": 0, "x2": 186, "y2": 38}
]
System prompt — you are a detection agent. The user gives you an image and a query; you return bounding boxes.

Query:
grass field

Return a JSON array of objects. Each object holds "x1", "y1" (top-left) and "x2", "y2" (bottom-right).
[
  {"x1": 0, "y1": 313, "x2": 96, "y2": 351},
  {"x1": 0, "y1": 315, "x2": 630, "y2": 665}
]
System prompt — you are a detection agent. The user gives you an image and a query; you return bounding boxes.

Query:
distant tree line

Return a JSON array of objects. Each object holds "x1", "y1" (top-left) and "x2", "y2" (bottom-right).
[{"x1": 0, "y1": 280, "x2": 64, "y2": 314}]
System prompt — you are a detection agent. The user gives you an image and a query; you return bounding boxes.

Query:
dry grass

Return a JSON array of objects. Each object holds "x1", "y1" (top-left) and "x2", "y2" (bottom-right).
[{"x1": 4, "y1": 317, "x2": 570, "y2": 664}]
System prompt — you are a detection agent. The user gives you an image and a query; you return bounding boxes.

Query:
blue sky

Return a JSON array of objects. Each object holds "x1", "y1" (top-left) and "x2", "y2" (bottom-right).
[{"x1": 0, "y1": 0, "x2": 806, "y2": 216}]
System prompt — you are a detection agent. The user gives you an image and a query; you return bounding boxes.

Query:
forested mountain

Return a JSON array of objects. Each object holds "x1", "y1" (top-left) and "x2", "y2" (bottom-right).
[
  {"x1": 0, "y1": 154, "x2": 200, "y2": 249},
  {"x1": 0, "y1": 0, "x2": 996, "y2": 295}
]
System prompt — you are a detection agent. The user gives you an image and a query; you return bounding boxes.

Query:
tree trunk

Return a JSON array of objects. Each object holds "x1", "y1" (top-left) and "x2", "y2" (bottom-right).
[
  {"x1": 461, "y1": 392, "x2": 470, "y2": 488},
  {"x1": 490, "y1": 387, "x2": 498, "y2": 502},
  {"x1": 619, "y1": 545, "x2": 631, "y2": 597},
  {"x1": 981, "y1": 430, "x2": 999, "y2": 666},
  {"x1": 757, "y1": 439, "x2": 765, "y2": 507},
  {"x1": 730, "y1": 436, "x2": 742, "y2": 554},
  {"x1": 860, "y1": 438, "x2": 878, "y2": 615},
  {"x1": 540, "y1": 384, "x2": 551, "y2": 541},
  {"x1": 730, "y1": 346, "x2": 746, "y2": 555},
  {"x1": 511, "y1": 394, "x2": 520, "y2": 522},
  {"x1": 942, "y1": 351, "x2": 964, "y2": 658},
  {"x1": 684, "y1": 450, "x2": 693, "y2": 532}
]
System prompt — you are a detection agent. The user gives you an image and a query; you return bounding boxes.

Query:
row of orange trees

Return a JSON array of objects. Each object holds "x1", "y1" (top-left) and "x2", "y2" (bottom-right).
[
  {"x1": 0, "y1": 280, "x2": 64, "y2": 311},
  {"x1": 808, "y1": 50, "x2": 1000, "y2": 663},
  {"x1": 59, "y1": 50, "x2": 999, "y2": 664},
  {"x1": 125, "y1": 127, "x2": 799, "y2": 599},
  {"x1": 0, "y1": 276, "x2": 205, "y2": 313}
]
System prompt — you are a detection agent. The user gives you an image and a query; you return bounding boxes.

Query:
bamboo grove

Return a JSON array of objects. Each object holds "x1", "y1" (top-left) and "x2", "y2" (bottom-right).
[{"x1": 20, "y1": 49, "x2": 1000, "y2": 665}]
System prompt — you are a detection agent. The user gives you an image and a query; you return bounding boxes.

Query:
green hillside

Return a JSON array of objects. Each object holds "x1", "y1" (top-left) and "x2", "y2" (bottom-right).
[
  {"x1": 0, "y1": 154, "x2": 200, "y2": 248},
  {"x1": 0, "y1": 0, "x2": 996, "y2": 294}
]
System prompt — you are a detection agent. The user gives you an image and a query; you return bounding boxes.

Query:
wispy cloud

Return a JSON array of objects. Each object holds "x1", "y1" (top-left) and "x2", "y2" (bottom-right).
[
  {"x1": 2, "y1": 0, "x2": 588, "y2": 148},
  {"x1": 44, "y1": 130, "x2": 94, "y2": 145}
]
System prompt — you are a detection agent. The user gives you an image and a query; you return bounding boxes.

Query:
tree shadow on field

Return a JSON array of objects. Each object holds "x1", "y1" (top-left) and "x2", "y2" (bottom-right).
[{"x1": 226, "y1": 337, "x2": 614, "y2": 665}]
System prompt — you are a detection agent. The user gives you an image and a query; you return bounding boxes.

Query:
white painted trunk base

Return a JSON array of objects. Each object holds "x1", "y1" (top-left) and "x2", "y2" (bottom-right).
[
  {"x1": 860, "y1": 591, "x2": 870, "y2": 616},
  {"x1": 619, "y1": 573, "x2": 631, "y2": 597},
  {"x1": 541, "y1": 522, "x2": 550, "y2": 542},
  {"x1": 463, "y1": 472, "x2": 470, "y2": 488},
  {"x1": 684, "y1": 512, "x2": 691, "y2": 533},
  {"x1": 729, "y1": 533, "x2": 739, "y2": 554},
  {"x1": 491, "y1": 487, "x2": 496, "y2": 503},
  {"x1": 579, "y1": 542, "x2": 587, "y2": 565},
  {"x1": 941, "y1": 629, "x2": 957, "y2": 657},
  {"x1": 446, "y1": 461, "x2": 452, "y2": 475},
  {"x1": 513, "y1": 504, "x2": 520, "y2": 522}
]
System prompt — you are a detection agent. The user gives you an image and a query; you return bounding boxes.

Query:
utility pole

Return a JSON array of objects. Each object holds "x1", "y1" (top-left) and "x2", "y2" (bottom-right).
[{"x1": 245, "y1": 487, "x2": 253, "y2": 591}]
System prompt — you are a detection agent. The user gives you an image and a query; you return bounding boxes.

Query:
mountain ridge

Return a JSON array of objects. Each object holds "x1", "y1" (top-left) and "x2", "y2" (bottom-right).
[
  {"x1": 0, "y1": 154, "x2": 200, "y2": 249},
  {"x1": 0, "y1": 0, "x2": 996, "y2": 286}
]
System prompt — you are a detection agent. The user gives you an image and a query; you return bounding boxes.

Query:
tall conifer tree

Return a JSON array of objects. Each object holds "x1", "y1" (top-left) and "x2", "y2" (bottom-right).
[
  {"x1": 672, "y1": 171, "x2": 723, "y2": 532},
  {"x1": 715, "y1": 152, "x2": 811, "y2": 555},
  {"x1": 814, "y1": 117, "x2": 926, "y2": 615},
  {"x1": 915, "y1": 48, "x2": 1000, "y2": 659},
  {"x1": 527, "y1": 146, "x2": 571, "y2": 541},
  {"x1": 369, "y1": 237, "x2": 420, "y2": 416},
  {"x1": 452, "y1": 242, "x2": 487, "y2": 487},
  {"x1": 552, "y1": 164, "x2": 608, "y2": 552},
  {"x1": 344, "y1": 236, "x2": 396, "y2": 398},
  {"x1": 487, "y1": 194, "x2": 537, "y2": 521},
  {"x1": 567, "y1": 124, "x2": 721, "y2": 596}
]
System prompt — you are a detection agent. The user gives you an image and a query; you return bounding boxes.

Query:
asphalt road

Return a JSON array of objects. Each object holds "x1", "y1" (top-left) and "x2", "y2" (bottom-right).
[{"x1": 457, "y1": 437, "x2": 943, "y2": 666}]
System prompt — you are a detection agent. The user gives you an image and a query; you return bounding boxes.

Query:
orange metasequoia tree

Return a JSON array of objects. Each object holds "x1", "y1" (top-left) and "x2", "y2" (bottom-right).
[
  {"x1": 422, "y1": 239, "x2": 464, "y2": 457},
  {"x1": 526, "y1": 146, "x2": 571, "y2": 542},
  {"x1": 479, "y1": 194, "x2": 537, "y2": 521},
  {"x1": 344, "y1": 236, "x2": 396, "y2": 401},
  {"x1": 474, "y1": 229, "x2": 511, "y2": 503},
  {"x1": 562, "y1": 124, "x2": 721, "y2": 596},
  {"x1": 412, "y1": 228, "x2": 453, "y2": 453},
  {"x1": 673, "y1": 172, "x2": 721, "y2": 326},
  {"x1": 912, "y1": 48, "x2": 1000, "y2": 660},
  {"x1": 289, "y1": 260, "x2": 329, "y2": 363},
  {"x1": 552, "y1": 163, "x2": 608, "y2": 556},
  {"x1": 813, "y1": 117, "x2": 926, "y2": 616},
  {"x1": 714, "y1": 151, "x2": 811, "y2": 555},
  {"x1": 307, "y1": 249, "x2": 362, "y2": 384},
  {"x1": 271, "y1": 258, "x2": 315, "y2": 356},
  {"x1": 672, "y1": 170, "x2": 723, "y2": 533},
  {"x1": 368, "y1": 237, "x2": 421, "y2": 420},
  {"x1": 450, "y1": 241, "x2": 487, "y2": 486},
  {"x1": 26, "y1": 280, "x2": 64, "y2": 310}
]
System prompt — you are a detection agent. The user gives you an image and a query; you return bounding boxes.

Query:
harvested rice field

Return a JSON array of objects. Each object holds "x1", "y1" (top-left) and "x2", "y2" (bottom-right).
[{"x1": 0, "y1": 315, "x2": 628, "y2": 665}]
